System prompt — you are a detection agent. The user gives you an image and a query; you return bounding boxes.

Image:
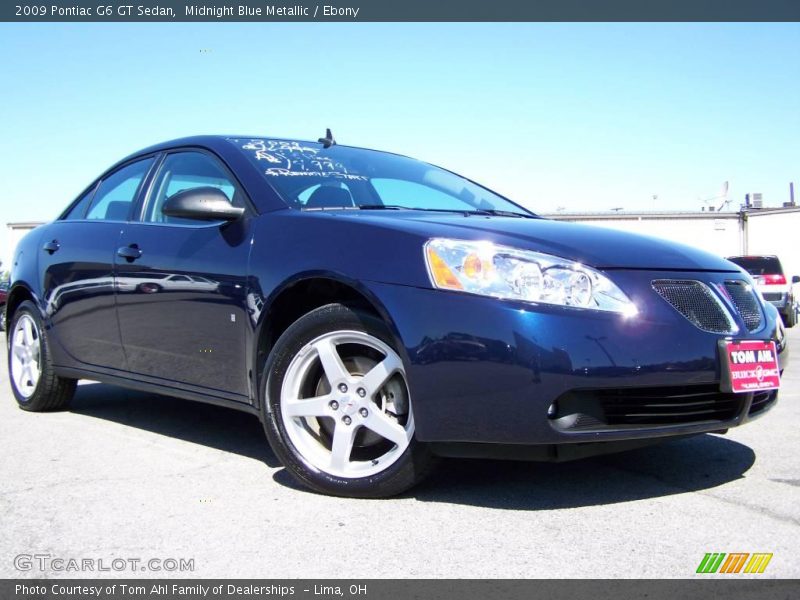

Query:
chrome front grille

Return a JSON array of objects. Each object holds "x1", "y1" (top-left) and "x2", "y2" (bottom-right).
[
  {"x1": 652, "y1": 280, "x2": 735, "y2": 334},
  {"x1": 723, "y1": 280, "x2": 763, "y2": 332},
  {"x1": 652, "y1": 279, "x2": 764, "y2": 334}
]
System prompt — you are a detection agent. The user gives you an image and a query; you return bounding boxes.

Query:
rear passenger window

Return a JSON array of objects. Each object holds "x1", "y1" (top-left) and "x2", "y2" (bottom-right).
[
  {"x1": 63, "y1": 185, "x2": 97, "y2": 220},
  {"x1": 85, "y1": 158, "x2": 154, "y2": 221}
]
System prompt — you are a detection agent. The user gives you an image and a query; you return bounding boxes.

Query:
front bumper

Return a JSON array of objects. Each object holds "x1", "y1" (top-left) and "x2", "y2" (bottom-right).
[{"x1": 366, "y1": 270, "x2": 787, "y2": 448}]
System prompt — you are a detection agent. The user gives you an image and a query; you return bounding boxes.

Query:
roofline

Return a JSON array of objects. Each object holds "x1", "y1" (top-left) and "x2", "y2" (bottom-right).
[
  {"x1": 544, "y1": 206, "x2": 800, "y2": 220},
  {"x1": 745, "y1": 205, "x2": 800, "y2": 216},
  {"x1": 128, "y1": 134, "x2": 415, "y2": 162},
  {"x1": 7, "y1": 221, "x2": 45, "y2": 228},
  {"x1": 543, "y1": 211, "x2": 742, "y2": 220},
  {"x1": 727, "y1": 254, "x2": 779, "y2": 259}
]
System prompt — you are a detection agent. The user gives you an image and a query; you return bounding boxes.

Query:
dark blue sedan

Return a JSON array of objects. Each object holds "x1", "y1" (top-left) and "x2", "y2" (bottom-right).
[{"x1": 4, "y1": 134, "x2": 789, "y2": 497}]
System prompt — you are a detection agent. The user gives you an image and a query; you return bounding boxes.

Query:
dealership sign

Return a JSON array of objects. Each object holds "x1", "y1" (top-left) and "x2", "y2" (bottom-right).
[{"x1": 722, "y1": 340, "x2": 780, "y2": 393}]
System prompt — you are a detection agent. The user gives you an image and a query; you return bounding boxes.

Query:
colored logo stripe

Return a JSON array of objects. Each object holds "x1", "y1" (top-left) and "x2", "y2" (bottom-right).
[
  {"x1": 720, "y1": 553, "x2": 749, "y2": 573},
  {"x1": 696, "y1": 553, "x2": 773, "y2": 574},
  {"x1": 697, "y1": 553, "x2": 726, "y2": 573},
  {"x1": 744, "y1": 554, "x2": 773, "y2": 574}
]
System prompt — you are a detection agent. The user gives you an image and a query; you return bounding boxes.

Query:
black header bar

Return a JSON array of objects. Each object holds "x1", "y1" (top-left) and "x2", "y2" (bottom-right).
[{"x1": 4, "y1": 0, "x2": 800, "y2": 22}]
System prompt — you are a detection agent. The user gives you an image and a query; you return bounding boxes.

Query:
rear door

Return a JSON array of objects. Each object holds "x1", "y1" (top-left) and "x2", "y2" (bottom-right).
[
  {"x1": 41, "y1": 157, "x2": 155, "y2": 370},
  {"x1": 114, "y1": 150, "x2": 254, "y2": 398}
]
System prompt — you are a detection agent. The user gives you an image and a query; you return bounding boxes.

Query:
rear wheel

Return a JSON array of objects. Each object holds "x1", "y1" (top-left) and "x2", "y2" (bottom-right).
[
  {"x1": 7, "y1": 301, "x2": 76, "y2": 411},
  {"x1": 261, "y1": 303, "x2": 436, "y2": 497}
]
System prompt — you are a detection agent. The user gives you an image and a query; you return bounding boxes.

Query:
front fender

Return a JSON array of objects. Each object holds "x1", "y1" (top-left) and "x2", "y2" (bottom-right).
[{"x1": 253, "y1": 270, "x2": 411, "y2": 366}]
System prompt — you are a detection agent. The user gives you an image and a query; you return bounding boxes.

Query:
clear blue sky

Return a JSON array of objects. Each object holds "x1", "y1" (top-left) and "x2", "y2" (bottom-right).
[{"x1": 0, "y1": 23, "x2": 798, "y2": 265}]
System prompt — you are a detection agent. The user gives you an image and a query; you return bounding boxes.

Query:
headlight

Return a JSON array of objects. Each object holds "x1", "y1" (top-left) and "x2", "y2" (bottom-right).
[{"x1": 424, "y1": 238, "x2": 637, "y2": 315}]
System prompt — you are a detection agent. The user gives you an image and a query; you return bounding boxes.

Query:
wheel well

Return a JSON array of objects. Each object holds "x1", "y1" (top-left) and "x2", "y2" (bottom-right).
[
  {"x1": 254, "y1": 278, "x2": 384, "y2": 390},
  {"x1": 4, "y1": 286, "x2": 34, "y2": 329}
]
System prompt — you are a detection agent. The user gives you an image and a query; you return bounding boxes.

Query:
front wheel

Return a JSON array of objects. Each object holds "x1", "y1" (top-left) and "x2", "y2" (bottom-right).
[
  {"x1": 7, "y1": 300, "x2": 76, "y2": 411},
  {"x1": 261, "y1": 304, "x2": 436, "y2": 497}
]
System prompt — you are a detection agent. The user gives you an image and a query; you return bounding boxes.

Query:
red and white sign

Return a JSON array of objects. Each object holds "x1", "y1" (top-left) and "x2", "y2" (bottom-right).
[{"x1": 723, "y1": 340, "x2": 780, "y2": 393}]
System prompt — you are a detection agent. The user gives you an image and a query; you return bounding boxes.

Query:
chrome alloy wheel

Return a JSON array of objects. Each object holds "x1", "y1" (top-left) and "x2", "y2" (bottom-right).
[
  {"x1": 280, "y1": 330, "x2": 414, "y2": 478},
  {"x1": 10, "y1": 314, "x2": 41, "y2": 398}
]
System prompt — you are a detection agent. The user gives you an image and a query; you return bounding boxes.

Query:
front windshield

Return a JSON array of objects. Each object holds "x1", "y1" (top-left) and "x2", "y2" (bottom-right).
[{"x1": 230, "y1": 138, "x2": 534, "y2": 216}]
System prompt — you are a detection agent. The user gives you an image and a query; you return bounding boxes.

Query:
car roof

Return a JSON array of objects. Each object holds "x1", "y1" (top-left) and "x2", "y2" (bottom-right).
[
  {"x1": 117, "y1": 135, "x2": 245, "y2": 162},
  {"x1": 120, "y1": 134, "x2": 391, "y2": 162},
  {"x1": 104, "y1": 135, "x2": 532, "y2": 216},
  {"x1": 727, "y1": 254, "x2": 779, "y2": 259}
]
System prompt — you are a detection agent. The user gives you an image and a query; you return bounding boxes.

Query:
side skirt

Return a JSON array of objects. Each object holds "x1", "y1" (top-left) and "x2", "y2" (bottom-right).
[{"x1": 54, "y1": 365, "x2": 262, "y2": 418}]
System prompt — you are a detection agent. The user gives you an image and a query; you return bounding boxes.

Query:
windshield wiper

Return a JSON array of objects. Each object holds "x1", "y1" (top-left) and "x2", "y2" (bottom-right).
[
  {"x1": 358, "y1": 205, "x2": 476, "y2": 215},
  {"x1": 470, "y1": 208, "x2": 537, "y2": 219},
  {"x1": 357, "y1": 204, "x2": 406, "y2": 210},
  {"x1": 357, "y1": 205, "x2": 534, "y2": 217},
  {"x1": 361, "y1": 205, "x2": 482, "y2": 216}
]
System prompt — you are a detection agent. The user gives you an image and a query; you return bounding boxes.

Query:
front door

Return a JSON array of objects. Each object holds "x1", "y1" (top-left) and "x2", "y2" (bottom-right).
[
  {"x1": 114, "y1": 151, "x2": 253, "y2": 397},
  {"x1": 41, "y1": 157, "x2": 154, "y2": 370}
]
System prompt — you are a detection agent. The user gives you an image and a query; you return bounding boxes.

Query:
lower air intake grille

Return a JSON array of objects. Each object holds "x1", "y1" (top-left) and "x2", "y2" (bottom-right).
[
  {"x1": 724, "y1": 281, "x2": 763, "y2": 332},
  {"x1": 652, "y1": 280, "x2": 734, "y2": 333},
  {"x1": 598, "y1": 386, "x2": 742, "y2": 427},
  {"x1": 748, "y1": 390, "x2": 777, "y2": 416},
  {"x1": 551, "y1": 385, "x2": 745, "y2": 431}
]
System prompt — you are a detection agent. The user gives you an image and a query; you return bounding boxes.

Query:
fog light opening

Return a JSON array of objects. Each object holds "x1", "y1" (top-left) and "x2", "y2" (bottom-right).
[{"x1": 547, "y1": 402, "x2": 557, "y2": 418}]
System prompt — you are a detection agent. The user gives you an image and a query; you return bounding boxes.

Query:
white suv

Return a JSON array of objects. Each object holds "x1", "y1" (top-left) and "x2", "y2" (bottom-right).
[{"x1": 727, "y1": 255, "x2": 799, "y2": 328}]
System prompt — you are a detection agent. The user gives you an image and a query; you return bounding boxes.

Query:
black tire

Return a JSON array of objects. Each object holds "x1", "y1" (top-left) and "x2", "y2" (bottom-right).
[
  {"x1": 782, "y1": 307, "x2": 796, "y2": 328},
  {"x1": 7, "y1": 300, "x2": 76, "y2": 411},
  {"x1": 261, "y1": 303, "x2": 437, "y2": 498}
]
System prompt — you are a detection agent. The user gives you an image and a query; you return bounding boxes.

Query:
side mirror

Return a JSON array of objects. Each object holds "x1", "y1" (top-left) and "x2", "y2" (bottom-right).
[
  {"x1": 792, "y1": 275, "x2": 800, "y2": 284},
  {"x1": 162, "y1": 187, "x2": 244, "y2": 222}
]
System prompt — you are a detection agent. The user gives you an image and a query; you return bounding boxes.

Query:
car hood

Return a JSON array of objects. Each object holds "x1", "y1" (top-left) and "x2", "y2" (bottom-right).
[{"x1": 329, "y1": 211, "x2": 739, "y2": 271}]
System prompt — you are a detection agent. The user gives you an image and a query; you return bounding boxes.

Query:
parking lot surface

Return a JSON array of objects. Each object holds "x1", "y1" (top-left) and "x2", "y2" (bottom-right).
[{"x1": 1, "y1": 329, "x2": 798, "y2": 579}]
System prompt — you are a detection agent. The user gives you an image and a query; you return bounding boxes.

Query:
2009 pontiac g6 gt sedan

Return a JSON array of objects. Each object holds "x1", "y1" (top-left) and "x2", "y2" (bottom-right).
[{"x1": 5, "y1": 135, "x2": 789, "y2": 497}]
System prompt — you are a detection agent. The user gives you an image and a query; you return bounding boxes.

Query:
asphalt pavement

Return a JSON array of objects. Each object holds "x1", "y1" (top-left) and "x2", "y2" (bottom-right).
[{"x1": 1, "y1": 329, "x2": 798, "y2": 578}]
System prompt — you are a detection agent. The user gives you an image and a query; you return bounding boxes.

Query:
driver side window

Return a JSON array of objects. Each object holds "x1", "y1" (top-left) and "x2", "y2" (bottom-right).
[{"x1": 144, "y1": 152, "x2": 243, "y2": 225}]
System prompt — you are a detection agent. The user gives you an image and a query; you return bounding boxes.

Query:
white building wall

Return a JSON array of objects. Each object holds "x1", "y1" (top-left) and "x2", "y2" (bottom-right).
[
  {"x1": 548, "y1": 208, "x2": 800, "y2": 284},
  {"x1": 548, "y1": 214, "x2": 744, "y2": 258},
  {"x1": 747, "y1": 210, "x2": 800, "y2": 280}
]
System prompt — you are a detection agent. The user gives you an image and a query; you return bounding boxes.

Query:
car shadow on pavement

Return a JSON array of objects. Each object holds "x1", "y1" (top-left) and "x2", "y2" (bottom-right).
[
  {"x1": 410, "y1": 434, "x2": 756, "y2": 509},
  {"x1": 69, "y1": 382, "x2": 282, "y2": 468},
  {"x1": 69, "y1": 383, "x2": 756, "y2": 507}
]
